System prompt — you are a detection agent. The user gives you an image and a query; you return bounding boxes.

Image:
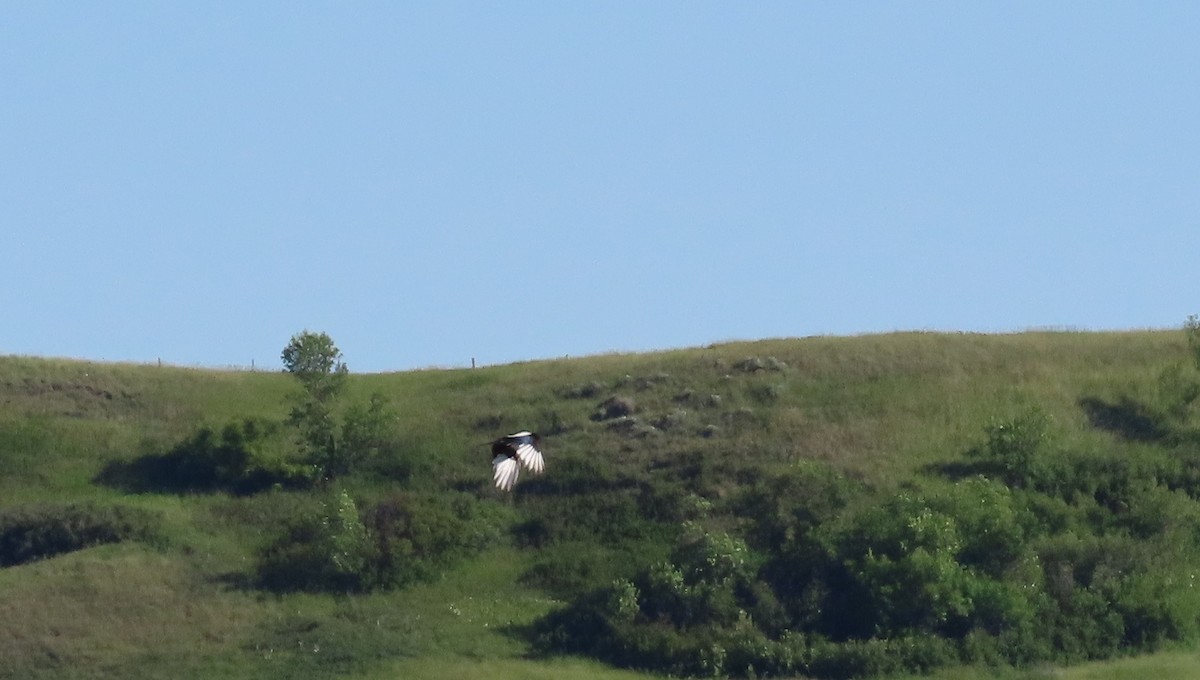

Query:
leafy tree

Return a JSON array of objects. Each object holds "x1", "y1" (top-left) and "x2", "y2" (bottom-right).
[
  {"x1": 282, "y1": 331, "x2": 346, "y2": 475},
  {"x1": 281, "y1": 331, "x2": 393, "y2": 480},
  {"x1": 282, "y1": 330, "x2": 348, "y2": 401},
  {"x1": 1187, "y1": 314, "x2": 1200, "y2": 369}
]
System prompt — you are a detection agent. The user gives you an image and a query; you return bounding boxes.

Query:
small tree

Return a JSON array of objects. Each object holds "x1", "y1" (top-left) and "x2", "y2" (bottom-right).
[
  {"x1": 1155, "y1": 315, "x2": 1200, "y2": 427},
  {"x1": 281, "y1": 331, "x2": 363, "y2": 479},
  {"x1": 280, "y1": 331, "x2": 400, "y2": 480},
  {"x1": 282, "y1": 330, "x2": 348, "y2": 402},
  {"x1": 339, "y1": 393, "x2": 392, "y2": 476},
  {"x1": 1186, "y1": 314, "x2": 1200, "y2": 370}
]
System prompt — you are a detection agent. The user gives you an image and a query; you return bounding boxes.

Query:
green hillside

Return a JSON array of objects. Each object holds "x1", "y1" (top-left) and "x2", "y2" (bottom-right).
[{"x1": 3, "y1": 330, "x2": 1200, "y2": 679}]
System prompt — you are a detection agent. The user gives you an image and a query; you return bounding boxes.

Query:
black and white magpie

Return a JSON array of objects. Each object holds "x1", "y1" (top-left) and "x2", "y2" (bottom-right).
[{"x1": 489, "y1": 431, "x2": 545, "y2": 491}]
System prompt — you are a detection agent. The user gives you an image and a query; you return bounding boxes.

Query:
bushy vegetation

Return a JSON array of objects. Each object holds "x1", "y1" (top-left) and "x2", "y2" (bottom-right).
[
  {"x1": 256, "y1": 488, "x2": 501, "y2": 593},
  {"x1": 5, "y1": 327, "x2": 1200, "y2": 679},
  {"x1": 97, "y1": 418, "x2": 311, "y2": 494},
  {"x1": 0, "y1": 502, "x2": 159, "y2": 566},
  {"x1": 527, "y1": 328, "x2": 1200, "y2": 678},
  {"x1": 533, "y1": 400, "x2": 1200, "y2": 678},
  {"x1": 282, "y1": 331, "x2": 401, "y2": 480}
]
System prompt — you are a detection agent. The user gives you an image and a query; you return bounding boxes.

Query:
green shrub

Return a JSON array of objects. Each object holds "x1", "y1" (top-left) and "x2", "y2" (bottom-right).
[
  {"x1": 97, "y1": 418, "x2": 311, "y2": 494},
  {"x1": 822, "y1": 492, "x2": 978, "y2": 637},
  {"x1": 671, "y1": 522, "x2": 753, "y2": 586},
  {"x1": 365, "y1": 491, "x2": 496, "y2": 589},
  {"x1": 256, "y1": 490, "x2": 496, "y2": 593},
  {"x1": 805, "y1": 635, "x2": 956, "y2": 680},
  {"x1": 256, "y1": 489, "x2": 372, "y2": 592},
  {"x1": 931, "y1": 477, "x2": 1031, "y2": 577},
  {"x1": 738, "y1": 464, "x2": 857, "y2": 631},
  {"x1": 515, "y1": 458, "x2": 666, "y2": 548},
  {"x1": 0, "y1": 502, "x2": 159, "y2": 566},
  {"x1": 314, "y1": 392, "x2": 399, "y2": 479},
  {"x1": 968, "y1": 407, "x2": 1053, "y2": 487},
  {"x1": 734, "y1": 462, "x2": 856, "y2": 553}
]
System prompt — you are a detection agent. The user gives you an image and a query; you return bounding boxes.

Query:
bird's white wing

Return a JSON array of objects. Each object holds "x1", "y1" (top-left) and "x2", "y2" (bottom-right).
[
  {"x1": 515, "y1": 442, "x2": 544, "y2": 474},
  {"x1": 493, "y1": 455, "x2": 520, "y2": 491}
]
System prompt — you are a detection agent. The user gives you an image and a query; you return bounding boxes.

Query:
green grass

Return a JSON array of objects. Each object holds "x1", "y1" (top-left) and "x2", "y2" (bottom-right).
[
  {"x1": 1047, "y1": 650, "x2": 1200, "y2": 679},
  {"x1": 2, "y1": 331, "x2": 1199, "y2": 679},
  {"x1": 373, "y1": 656, "x2": 662, "y2": 679},
  {"x1": 888, "y1": 649, "x2": 1200, "y2": 680},
  {"x1": 0, "y1": 545, "x2": 259, "y2": 680}
]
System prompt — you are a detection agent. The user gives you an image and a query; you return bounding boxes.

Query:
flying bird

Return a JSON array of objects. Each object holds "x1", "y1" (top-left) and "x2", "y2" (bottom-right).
[{"x1": 489, "y1": 431, "x2": 545, "y2": 491}]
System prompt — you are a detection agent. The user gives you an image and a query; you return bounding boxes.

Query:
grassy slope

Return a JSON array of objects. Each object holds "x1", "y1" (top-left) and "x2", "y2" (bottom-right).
[{"x1": 0, "y1": 331, "x2": 1194, "y2": 679}]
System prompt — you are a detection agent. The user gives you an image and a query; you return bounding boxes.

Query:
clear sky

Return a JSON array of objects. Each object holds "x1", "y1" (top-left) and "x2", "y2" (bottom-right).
[{"x1": 3, "y1": 3, "x2": 1198, "y2": 373}]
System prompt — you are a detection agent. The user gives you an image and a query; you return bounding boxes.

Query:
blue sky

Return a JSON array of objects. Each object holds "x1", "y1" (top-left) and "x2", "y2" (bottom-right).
[{"x1": 3, "y1": 3, "x2": 1198, "y2": 372}]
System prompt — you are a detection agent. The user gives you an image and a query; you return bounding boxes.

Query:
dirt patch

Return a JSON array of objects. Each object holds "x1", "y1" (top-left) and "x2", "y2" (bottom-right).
[{"x1": 593, "y1": 395, "x2": 636, "y2": 421}]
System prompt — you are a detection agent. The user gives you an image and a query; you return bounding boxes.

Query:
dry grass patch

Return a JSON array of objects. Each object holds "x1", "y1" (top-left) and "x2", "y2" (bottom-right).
[{"x1": 0, "y1": 547, "x2": 259, "y2": 679}]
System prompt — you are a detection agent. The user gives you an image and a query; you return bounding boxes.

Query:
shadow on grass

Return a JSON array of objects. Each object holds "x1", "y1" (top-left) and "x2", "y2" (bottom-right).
[
  {"x1": 0, "y1": 502, "x2": 162, "y2": 567},
  {"x1": 212, "y1": 569, "x2": 260, "y2": 592},
  {"x1": 94, "y1": 425, "x2": 312, "y2": 496},
  {"x1": 923, "y1": 459, "x2": 1006, "y2": 481},
  {"x1": 1078, "y1": 396, "x2": 1171, "y2": 443},
  {"x1": 95, "y1": 452, "x2": 305, "y2": 496}
]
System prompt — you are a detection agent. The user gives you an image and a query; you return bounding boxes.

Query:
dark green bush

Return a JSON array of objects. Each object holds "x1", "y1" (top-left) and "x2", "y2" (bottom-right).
[
  {"x1": 738, "y1": 465, "x2": 858, "y2": 633},
  {"x1": 0, "y1": 502, "x2": 159, "y2": 566},
  {"x1": 97, "y1": 418, "x2": 311, "y2": 494},
  {"x1": 319, "y1": 392, "x2": 398, "y2": 479},
  {"x1": 967, "y1": 407, "x2": 1052, "y2": 487},
  {"x1": 532, "y1": 394, "x2": 1200, "y2": 678},
  {"x1": 515, "y1": 458, "x2": 666, "y2": 548},
  {"x1": 365, "y1": 491, "x2": 496, "y2": 589},
  {"x1": 256, "y1": 489, "x2": 371, "y2": 592},
  {"x1": 535, "y1": 467, "x2": 1200, "y2": 677},
  {"x1": 806, "y1": 635, "x2": 956, "y2": 680},
  {"x1": 930, "y1": 477, "x2": 1031, "y2": 577},
  {"x1": 821, "y1": 492, "x2": 983, "y2": 638},
  {"x1": 256, "y1": 490, "x2": 496, "y2": 593},
  {"x1": 734, "y1": 461, "x2": 857, "y2": 553}
]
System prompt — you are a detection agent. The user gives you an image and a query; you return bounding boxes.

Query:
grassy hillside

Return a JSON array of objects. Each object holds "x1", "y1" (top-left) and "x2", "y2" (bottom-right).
[{"x1": 2, "y1": 331, "x2": 1199, "y2": 679}]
